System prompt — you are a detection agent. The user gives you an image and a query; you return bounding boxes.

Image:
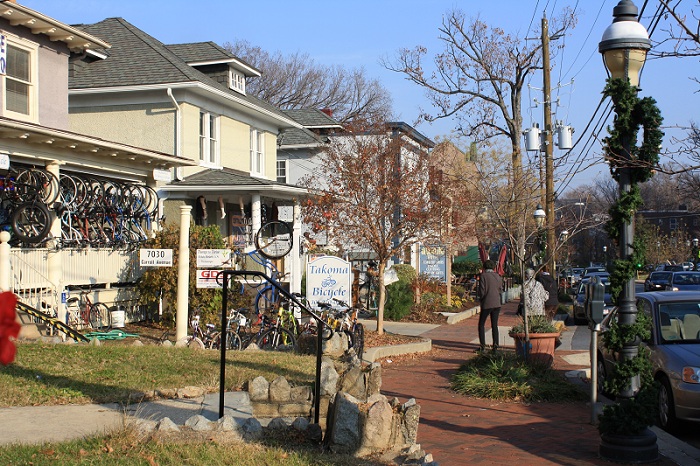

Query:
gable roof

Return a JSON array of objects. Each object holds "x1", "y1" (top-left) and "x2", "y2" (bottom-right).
[
  {"x1": 70, "y1": 18, "x2": 299, "y2": 128},
  {"x1": 278, "y1": 127, "x2": 328, "y2": 148}
]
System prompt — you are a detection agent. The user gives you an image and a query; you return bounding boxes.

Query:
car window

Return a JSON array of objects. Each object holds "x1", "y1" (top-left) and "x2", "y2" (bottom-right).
[
  {"x1": 657, "y1": 302, "x2": 700, "y2": 342},
  {"x1": 650, "y1": 272, "x2": 671, "y2": 280}
]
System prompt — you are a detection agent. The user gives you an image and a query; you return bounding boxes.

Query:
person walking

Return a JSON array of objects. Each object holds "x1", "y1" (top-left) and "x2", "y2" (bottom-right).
[
  {"x1": 537, "y1": 265, "x2": 559, "y2": 320},
  {"x1": 524, "y1": 268, "x2": 548, "y2": 317},
  {"x1": 477, "y1": 260, "x2": 504, "y2": 352}
]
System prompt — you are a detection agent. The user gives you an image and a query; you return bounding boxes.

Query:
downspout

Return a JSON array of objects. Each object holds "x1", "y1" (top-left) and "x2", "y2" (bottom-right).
[{"x1": 167, "y1": 88, "x2": 181, "y2": 157}]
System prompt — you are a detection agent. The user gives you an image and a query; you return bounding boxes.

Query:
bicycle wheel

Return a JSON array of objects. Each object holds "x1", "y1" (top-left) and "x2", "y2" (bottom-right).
[
  {"x1": 255, "y1": 220, "x2": 293, "y2": 259},
  {"x1": 357, "y1": 283, "x2": 371, "y2": 310},
  {"x1": 89, "y1": 302, "x2": 111, "y2": 330},
  {"x1": 10, "y1": 201, "x2": 51, "y2": 244},
  {"x1": 254, "y1": 286, "x2": 287, "y2": 315},
  {"x1": 227, "y1": 330, "x2": 244, "y2": 350},
  {"x1": 256, "y1": 327, "x2": 296, "y2": 351},
  {"x1": 350, "y1": 323, "x2": 365, "y2": 360},
  {"x1": 187, "y1": 336, "x2": 205, "y2": 349}
]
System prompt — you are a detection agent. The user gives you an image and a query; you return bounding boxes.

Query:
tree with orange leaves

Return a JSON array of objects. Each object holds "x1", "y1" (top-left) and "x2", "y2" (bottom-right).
[{"x1": 300, "y1": 122, "x2": 437, "y2": 334}]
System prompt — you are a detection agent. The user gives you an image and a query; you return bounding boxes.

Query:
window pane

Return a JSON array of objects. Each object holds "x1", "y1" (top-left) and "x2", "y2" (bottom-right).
[
  {"x1": 6, "y1": 79, "x2": 28, "y2": 114},
  {"x1": 7, "y1": 46, "x2": 29, "y2": 81}
]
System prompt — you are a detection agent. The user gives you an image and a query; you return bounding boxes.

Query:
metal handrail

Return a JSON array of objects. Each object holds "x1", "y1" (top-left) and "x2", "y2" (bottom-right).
[{"x1": 217, "y1": 269, "x2": 328, "y2": 423}]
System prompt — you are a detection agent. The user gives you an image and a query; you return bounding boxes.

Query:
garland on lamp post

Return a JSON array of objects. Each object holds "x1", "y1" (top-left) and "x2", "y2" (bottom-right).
[{"x1": 598, "y1": 77, "x2": 663, "y2": 436}]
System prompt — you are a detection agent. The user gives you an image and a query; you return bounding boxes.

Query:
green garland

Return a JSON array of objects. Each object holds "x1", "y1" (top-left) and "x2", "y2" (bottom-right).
[
  {"x1": 598, "y1": 78, "x2": 663, "y2": 436},
  {"x1": 602, "y1": 78, "x2": 663, "y2": 302}
]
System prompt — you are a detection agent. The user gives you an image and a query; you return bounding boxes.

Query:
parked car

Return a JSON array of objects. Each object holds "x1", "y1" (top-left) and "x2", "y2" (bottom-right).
[
  {"x1": 682, "y1": 262, "x2": 695, "y2": 271},
  {"x1": 656, "y1": 264, "x2": 684, "y2": 272},
  {"x1": 572, "y1": 277, "x2": 614, "y2": 325},
  {"x1": 644, "y1": 271, "x2": 672, "y2": 292},
  {"x1": 584, "y1": 266, "x2": 607, "y2": 276},
  {"x1": 581, "y1": 271, "x2": 611, "y2": 283},
  {"x1": 597, "y1": 291, "x2": 700, "y2": 432},
  {"x1": 665, "y1": 272, "x2": 700, "y2": 291}
]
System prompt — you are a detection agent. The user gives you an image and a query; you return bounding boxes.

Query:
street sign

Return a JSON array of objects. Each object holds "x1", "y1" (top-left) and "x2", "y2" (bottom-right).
[
  {"x1": 196, "y1": 249, "x2": 232, "y2": 268},
  {"x1": 139, "y1": 248, "x2": 173, "y2": 267}
]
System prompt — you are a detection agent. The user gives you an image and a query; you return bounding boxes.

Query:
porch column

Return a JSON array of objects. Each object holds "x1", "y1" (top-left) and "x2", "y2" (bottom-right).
[
  {"x1": 251, "y1": 194, "x2": 261, "y2": 251},
  {"x1": 0, "y1": 231, "x2": 10, "y2": 291},
  {"x1": 176, "y1": 205, "x2": 192, "y2": 342},
  {"x1": 290, "y1": 201, "x2": 302, "y2": 294},
  {"x1": 45, "y1": 161, "x2": 63, "y2": 317}
]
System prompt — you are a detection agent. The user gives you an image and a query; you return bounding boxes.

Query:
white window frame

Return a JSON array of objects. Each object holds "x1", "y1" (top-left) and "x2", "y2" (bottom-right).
[
  {"x1": 670, "y1": 218, "x2": 678, "y2": 231},
  {"x1": 229, "y1": 69, "x2": 246, "y2": 94},
  {"x1": 2, "y1": 37, "x2": 38, "y2": 122},
  {"x1": 199, "y1": 111, "x2": 220, "y2": 167},
  {"x1": 276, "y1": 159, "x2": 287, "y2": 183},
  {"x1": 250, "y1": 128, "x2": 265, "y2": 176}
]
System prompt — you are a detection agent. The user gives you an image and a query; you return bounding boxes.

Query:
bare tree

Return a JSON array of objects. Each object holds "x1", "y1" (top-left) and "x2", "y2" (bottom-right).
[
  {"x1": 383, "y1": 9, "x2": 576, "y2": 181},
  {"x1": 299, "y1": 122, "x2": 437, "y2": 334},
  {"x1": 224, "y1": 40, "x2": 393, "y2": 124},
  {"x1": 653, "y1": 1, "x2": 700, "y2": 59}
]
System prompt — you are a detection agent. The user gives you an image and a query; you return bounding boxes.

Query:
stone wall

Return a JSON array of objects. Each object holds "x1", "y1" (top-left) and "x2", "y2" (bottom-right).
[{"x1": 246, "y1": 331, "x2": 423, "y2": 458}]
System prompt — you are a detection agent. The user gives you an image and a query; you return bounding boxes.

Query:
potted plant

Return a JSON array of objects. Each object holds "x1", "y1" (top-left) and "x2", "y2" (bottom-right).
[{"x1": 509, "y1": 315, "x2": 560, "y2": 367}]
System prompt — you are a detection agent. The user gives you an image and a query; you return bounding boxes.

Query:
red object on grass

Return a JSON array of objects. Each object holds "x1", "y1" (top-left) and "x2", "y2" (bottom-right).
[{"x1": 0, "y1": 291, "x2": 20, "y2": 365}]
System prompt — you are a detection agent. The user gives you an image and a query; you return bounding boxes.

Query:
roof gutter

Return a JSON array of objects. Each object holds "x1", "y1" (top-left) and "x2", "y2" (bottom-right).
[
  {"x1": 166, "y1": 88, "x2": 181, "y2": 156},
  {"x1": 70, "y1": 82, "x2": 304, "y2": 130}
]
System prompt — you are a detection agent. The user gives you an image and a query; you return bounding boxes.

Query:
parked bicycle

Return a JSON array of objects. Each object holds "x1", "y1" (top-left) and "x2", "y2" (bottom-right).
[
  {"x1": 65, "y1": 289, "x2": 111, "y2": 331},
  {"x1": 357, "y1": 261, "x2": 385, "y2": 316},
  {"x1": 315, "y1": 298, "x2": 365, "y2": 360}
]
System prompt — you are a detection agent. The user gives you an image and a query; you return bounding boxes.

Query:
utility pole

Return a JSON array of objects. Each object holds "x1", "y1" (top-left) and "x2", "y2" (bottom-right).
[{"x1": 542, "y1": 14, "x2": 555, "y2": 274}]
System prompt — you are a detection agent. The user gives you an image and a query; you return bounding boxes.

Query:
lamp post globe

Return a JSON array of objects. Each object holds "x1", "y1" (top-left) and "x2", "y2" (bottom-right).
[
  {"x1": 533, "y1": 204, "x2": 546, "y2": 229},
  {"x1": 599, "y1": 0, "x2": 651, "y2": 88}
]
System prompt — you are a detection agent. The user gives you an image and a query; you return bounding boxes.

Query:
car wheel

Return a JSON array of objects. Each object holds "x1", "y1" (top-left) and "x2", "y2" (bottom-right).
[{"x1": 657, "y1": 376, "x2": 679, "y2": 433}]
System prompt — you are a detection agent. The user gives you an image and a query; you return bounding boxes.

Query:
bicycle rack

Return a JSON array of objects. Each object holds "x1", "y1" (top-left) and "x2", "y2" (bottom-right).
[{"x1": 217, "y1": 269, "x2": 328, "y2": 423}]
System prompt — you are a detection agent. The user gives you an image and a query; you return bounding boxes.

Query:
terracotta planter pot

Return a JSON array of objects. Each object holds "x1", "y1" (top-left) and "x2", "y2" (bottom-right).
[{"x1": 509, "y1": 332, "x2": 560, "y2": 367}]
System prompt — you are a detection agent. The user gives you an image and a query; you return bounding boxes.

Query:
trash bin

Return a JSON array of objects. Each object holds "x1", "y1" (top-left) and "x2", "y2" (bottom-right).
[{"x1": 110, "y1": 306, "x2": 126, "y2": 328}]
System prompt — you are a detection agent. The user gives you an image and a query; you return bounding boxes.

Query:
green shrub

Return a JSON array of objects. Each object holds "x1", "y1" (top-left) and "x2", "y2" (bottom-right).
[
  {"x1": 384, "y1": 281, "x2": 413, "y2": 321},
  {"x1": 452, "y1": 261, "x2": 481, "y2": 276},
  {"x1": 391, "y1": 263, "x2": 417, "y2": 283}
]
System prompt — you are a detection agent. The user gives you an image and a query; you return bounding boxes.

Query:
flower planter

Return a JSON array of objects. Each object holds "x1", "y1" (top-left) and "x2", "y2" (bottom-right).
[{"x1": 509, "y1": 332, "x2": 560, "y2": 367}]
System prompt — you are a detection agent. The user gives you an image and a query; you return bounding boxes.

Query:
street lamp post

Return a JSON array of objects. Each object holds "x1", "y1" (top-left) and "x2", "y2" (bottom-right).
[
  {"x1": 533, "y1": 203, "x2": 546, "y2": 266},
  {"x1": 599, "y1": 0, "x2": 658, "y2": 461}
]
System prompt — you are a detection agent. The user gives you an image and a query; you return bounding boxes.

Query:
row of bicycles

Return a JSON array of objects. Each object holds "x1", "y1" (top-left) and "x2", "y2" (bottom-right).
[
  {"x1": 180, "y1": 297, "x2": 365, "y2": 360},
  {"x1": 0, "y1": 166, "x2": 158, "y2": 248}
]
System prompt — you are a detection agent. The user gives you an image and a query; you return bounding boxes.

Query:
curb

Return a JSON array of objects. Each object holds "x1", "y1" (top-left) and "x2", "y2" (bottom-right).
[
  {"x1": 363, "y1": 338, "x2": 432, "y2": 363},
  {"x1": 443, "y1": 306, "x2": 480, "y2": 324}
]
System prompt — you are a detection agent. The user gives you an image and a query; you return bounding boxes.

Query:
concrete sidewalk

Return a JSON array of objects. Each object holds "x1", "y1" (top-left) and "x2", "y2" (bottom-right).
[{"x1": 0, "y1": 391, "x2": 252, "y2": 446}]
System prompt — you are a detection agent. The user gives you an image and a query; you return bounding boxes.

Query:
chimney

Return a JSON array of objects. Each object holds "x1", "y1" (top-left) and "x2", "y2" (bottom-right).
[{"x1": 320, "y1": 108, "x2": 333, "y2": 117}]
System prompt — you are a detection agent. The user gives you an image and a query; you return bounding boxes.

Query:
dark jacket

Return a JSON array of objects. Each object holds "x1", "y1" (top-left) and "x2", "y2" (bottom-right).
[
  {"x1": 478, "y1": 269, "x2": 503, "y2": 310},
  {"x1": 537, "y1": 272, "x2": 558, "y2": 307}
]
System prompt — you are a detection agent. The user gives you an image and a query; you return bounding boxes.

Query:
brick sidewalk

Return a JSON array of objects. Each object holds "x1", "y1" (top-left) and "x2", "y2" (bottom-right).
[{"x1": 380, "y1": 300, "x2": 676, "y2": 465}]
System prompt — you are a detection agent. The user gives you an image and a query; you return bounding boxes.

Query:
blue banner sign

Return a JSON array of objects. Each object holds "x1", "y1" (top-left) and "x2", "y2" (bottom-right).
[{"x1": 419, "y1": 244, "x2": 447, "y2": 282}]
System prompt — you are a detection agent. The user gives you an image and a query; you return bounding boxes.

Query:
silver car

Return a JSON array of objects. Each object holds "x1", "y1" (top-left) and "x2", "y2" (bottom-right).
[{"x1": 597, "y1": 291, "x2": 700, "y2": 432}]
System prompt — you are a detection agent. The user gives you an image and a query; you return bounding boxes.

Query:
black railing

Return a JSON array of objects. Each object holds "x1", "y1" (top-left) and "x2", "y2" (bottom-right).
[{"x1": 217, "y1": 269, "x2": 328, "y2": 423}]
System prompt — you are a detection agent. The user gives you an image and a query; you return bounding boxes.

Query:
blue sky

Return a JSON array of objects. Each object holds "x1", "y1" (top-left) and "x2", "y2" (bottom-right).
[{"x1": 21, "y1": 0, "x2": 698, "y2": 192}]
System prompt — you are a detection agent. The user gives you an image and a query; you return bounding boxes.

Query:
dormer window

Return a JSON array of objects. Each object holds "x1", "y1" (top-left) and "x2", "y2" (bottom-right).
[{"x1": 229, "y1": 69, "x2": 245, "y2": 94}]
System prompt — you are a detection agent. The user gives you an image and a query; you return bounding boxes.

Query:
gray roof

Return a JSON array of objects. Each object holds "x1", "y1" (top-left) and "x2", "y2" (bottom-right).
[
  {"x1": 283, "y1": 109, "x2": 342, "y2": 128},
  {"x1": 278, "y1": 127, "x2": 327, "y2": 147},
  {"x1": 166, "y1": 42, "x2": 260, "y2": 75},
  {"x1": 166, "y1": 41, "x2": 236, "y2": 63},
  {"x1": 70, "y1": 18, "x2": 289, "y2": 122},
  {"x1": 172, "y1": 168, "x2": 291, "y2": 187}
]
